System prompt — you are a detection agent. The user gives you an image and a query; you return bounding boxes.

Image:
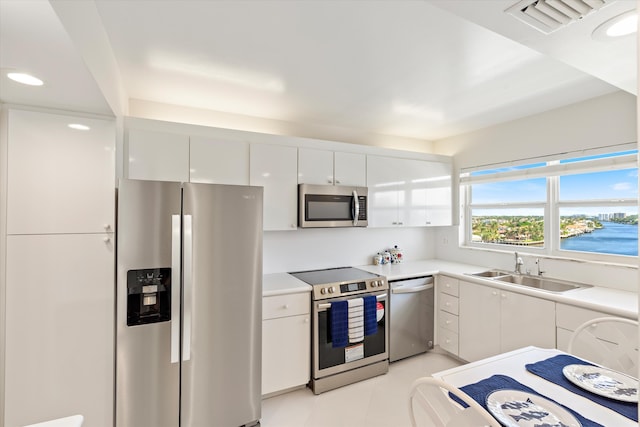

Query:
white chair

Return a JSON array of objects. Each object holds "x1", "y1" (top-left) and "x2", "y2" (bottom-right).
[
  {"x1": 567, "y1": 316, "x2": 639, "y2": 377},
  {"x1": 409, "y1": 377, "x2": 500, "y2": 427}
]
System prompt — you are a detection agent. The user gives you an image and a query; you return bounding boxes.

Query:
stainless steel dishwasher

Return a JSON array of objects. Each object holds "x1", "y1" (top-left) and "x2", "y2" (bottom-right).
[{"x1": 389, "y1": 276, "x2": 434, "y2": 362}]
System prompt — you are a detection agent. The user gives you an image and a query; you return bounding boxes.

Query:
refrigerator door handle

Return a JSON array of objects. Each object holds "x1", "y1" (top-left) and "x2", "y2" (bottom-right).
[
  {"x1": 171, "y1": 214, "x2": 181, "y2": 364},
  {"x1": 182, "y1": 214, "x2": 193, "y2": 362}
]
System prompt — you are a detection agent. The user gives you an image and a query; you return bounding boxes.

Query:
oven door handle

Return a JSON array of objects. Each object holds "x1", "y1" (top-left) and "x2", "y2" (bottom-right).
[{"x1": 317, "y1": 293, "x2": 387, "y2": 310}]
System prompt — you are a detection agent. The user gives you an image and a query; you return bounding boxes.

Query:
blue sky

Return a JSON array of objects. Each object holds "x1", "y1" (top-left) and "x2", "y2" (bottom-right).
[{"x1": 471, "y1": 151, "x2": 638, "y2": 216}]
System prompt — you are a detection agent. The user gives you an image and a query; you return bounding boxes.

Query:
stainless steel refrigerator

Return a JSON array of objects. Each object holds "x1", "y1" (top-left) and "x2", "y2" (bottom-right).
[{"x1": 116, "y1": 179, "x2": 263, "y2": 427}]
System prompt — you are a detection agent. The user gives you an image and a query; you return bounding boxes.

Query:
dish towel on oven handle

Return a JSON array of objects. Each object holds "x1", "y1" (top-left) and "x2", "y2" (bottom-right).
[
  {"x1": 348, "y1": 298, "x2": 364, "y2": 343},
  {"x1": 525, "y1": 354, "x2": 638, "y2": 422},
  {"x1": 363, "y1": 295, "x2": 378, "y2": 336},
  {"x1": 330, "y1": 300, "x2": 348, "y2": 348},
  {"x1": 449, "y1": 374, "x2": 603, "y2": 427}
]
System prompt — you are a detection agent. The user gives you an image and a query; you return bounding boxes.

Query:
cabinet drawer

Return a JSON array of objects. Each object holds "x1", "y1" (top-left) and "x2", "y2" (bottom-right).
[
  {"x1": 438, "y1": 276, "x2": 459, "y2": 297},
  {"x1": 439, "y1": 310, "x2": 458, "y2": 333},
  {"x1": 438, "y1": 293, "x2": 459, "y2": 315},
  {"x1": 263, "y1": 293, "x2": 310, "y2": 320},
  {"x1": 438, "y1": 327, "x2": 459, "y2": 355}
]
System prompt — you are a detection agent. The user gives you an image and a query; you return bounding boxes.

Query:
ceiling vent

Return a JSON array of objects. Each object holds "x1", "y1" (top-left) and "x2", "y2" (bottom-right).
[{"x1": 506, "y1": 0, "x2": 612, "y2": 34}]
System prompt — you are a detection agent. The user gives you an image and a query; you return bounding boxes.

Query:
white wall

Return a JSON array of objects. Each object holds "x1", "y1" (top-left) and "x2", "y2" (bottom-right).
[
  {"x1": 263, "y1": 227, "x2": 435, "y2": 273},
  {"x1": 129, "y1": 99, "x2": 435, "y2": 154},
  {"x1": 432, "y1": 91, "x2": 638, "y2": 292}
]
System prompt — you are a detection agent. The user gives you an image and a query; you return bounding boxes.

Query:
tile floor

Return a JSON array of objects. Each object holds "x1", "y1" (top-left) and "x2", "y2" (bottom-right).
[{"x1": 261, "y1": 348, "x2": 462, "y2": 427}]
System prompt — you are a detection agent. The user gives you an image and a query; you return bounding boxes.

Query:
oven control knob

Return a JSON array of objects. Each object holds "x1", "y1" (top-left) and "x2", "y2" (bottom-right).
[
  {"x1": 320, "y1": 288, "x2": 327, "y2": 295},
  {"x1": 375, "y1": 281, "x2": 381, "y2": 287},
  {"x1": 328, "y1": 286, "x2": 336, "y2": 294}
]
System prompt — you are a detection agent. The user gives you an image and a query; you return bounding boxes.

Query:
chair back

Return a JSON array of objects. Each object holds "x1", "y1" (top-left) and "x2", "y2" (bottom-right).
[
  {"x1": 409, "y1": 377, "x2": 500, "y2": 427},
  {"x1": 567, "y1": 316, "x2": 638, "y2": 377}
]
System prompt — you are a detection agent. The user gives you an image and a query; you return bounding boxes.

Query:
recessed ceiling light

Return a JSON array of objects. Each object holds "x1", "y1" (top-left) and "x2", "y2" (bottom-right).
[
  {"x1": 6, "y1": 72, "x2": 44, "y2": 86},
  {"x1": 68, "y1": 123, "x2": 90, "y2": 131},
  {"x1": 592, "y1": 10, "x2": 638, "y2": 41}
]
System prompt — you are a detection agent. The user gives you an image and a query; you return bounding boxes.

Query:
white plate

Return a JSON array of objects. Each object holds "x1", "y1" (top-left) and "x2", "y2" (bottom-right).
[
  {"x1": 486, "y1": 389, "x2": 581, "y2": 427},
  {"x1": 562, "y1": 364, "x2": 639, "y2": 403}
]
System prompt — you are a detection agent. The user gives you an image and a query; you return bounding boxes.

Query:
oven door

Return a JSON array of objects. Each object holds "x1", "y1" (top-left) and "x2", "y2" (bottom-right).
[{"x1": 313, "y1": 290, "x2": 388, "y2": 379}]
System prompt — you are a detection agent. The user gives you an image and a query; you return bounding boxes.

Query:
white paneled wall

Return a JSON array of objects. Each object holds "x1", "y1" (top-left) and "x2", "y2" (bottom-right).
[{"x1": 263, "y1": 227, "x2": 436, "y2": 273}]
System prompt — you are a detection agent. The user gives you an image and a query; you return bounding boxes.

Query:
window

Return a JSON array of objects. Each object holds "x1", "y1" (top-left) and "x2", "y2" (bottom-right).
[{"x1": 462, "y1": 148, "x2": 638, "y2": 260}]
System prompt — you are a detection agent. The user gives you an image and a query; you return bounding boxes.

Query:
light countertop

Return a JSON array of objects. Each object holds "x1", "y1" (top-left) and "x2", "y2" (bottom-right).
[
  {"x1": 263, "y1": 272, "x2": 312, "y2": 297},
  {"x1": 263, "y1": 259, "x2": 638, "y2": 318},
  {"x1": 357, "y1": 259, "x2": 638, "y2": 319}
]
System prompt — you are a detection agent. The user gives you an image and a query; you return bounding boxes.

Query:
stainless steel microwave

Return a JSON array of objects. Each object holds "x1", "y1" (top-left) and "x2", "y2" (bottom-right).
[{"x1": 298, "y1": 184, "x2": 368, "y2": 228}]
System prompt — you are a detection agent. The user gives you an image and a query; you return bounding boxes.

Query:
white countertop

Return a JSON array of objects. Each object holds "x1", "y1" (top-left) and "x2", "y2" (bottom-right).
[
  {"x1": 263, "y1": 272, "x2": 312, "y2": 297},
  {"x1": 357, "y1": 259, "x2": 637, "y2": 319},
  {"x1": 263, "y1": 259, "x2": 638, "y2": 318}
]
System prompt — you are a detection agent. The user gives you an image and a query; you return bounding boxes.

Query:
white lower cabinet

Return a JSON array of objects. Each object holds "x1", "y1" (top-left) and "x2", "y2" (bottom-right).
[
  {"x1": 459, "y1": 281, "x2": 555, "y2": 362},
  {"x1": 436, "y1": 276, "x2": 460, "y2": 356},
  {"x1": 555, "y1": 303, "x2": 611, "y2": 352},
  {"x1": 4, "y1": 233, "x2": 114, "y2": 426},
  {"x1": 262, "y1": 292, "x2": 310, "y2": 396}
]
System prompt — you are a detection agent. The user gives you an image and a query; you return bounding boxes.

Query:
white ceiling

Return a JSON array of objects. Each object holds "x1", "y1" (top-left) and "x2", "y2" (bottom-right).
[{"x1": 0, "y1": 0, "x2": 636, "y2": 141}]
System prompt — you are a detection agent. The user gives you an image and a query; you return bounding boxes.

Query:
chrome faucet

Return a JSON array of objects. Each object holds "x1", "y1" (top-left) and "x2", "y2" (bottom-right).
[
  {"x1": 536, "y1": 258, "x2": 545, "y2": 276},
  {"x1": 514, "y1": 252, "x2": 524, "y2": 274}
]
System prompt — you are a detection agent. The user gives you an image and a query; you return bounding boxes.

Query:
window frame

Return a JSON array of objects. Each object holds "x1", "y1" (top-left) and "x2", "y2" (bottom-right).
[{"x1": 461, "y1": 148, "x2": 638, "y2": 263}]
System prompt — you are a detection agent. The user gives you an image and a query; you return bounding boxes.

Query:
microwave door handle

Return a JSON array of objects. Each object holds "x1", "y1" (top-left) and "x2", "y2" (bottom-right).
[{"x1": 352, "y1": 189, "x2": 359, "y2": 226}]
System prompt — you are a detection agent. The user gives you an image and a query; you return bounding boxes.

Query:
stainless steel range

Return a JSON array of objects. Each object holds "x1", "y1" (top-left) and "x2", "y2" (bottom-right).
[{"x1": 290, "y1": 267, "x2": 389, "y2": 394}]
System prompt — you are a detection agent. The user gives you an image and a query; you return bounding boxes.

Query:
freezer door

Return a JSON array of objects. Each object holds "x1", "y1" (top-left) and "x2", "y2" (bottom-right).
[
  {"x1": 116, "y1": 179, "x2": 181, "y2": 427},
  {"x1": 181, "y1": 183, "x2": 263, "y2": 427}
]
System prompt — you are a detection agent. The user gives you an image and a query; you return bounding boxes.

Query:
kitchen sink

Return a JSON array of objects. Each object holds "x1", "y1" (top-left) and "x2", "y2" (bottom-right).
[
  {"x1": 493, "y1": 274, "x2": 591, "y2": 293},
  {"x1": 466, "y1": 270, "x2": 510, "y2": 278}
]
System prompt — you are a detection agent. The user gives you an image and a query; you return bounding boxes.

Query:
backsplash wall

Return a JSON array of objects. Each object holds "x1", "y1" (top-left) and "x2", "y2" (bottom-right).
[{"x1": 263, "y1": 227, "x2": 436, "y2": 273}]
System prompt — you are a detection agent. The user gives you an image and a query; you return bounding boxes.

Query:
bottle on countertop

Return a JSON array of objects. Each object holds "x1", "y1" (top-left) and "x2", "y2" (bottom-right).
[{"x1": 373, "y1": 253, "x2": 383, "y2": 265}]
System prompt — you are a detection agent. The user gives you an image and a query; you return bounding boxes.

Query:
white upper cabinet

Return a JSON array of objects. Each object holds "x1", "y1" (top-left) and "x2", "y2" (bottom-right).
[
  {"x1": 7, "y1": 109, "x2": 115, "y2": 235},
  {"x1": 298, "y1": 148, "x2": 334, "y2": 185},
  {"x1": 190, "y1": 136, "x2": 249, "y2": 185},
  {"x1": 298, "y1": 148, "x2": 366, "y2": 187},
  {"x1": 366, "y1": 155, "x2": 452, "y2": 227},
  {"x1": 250, "y1": 144, "x2": 298, "y2": 231},
  {"x1": 127, "y1": 129, "x2": 189, "y2": 182},
  {"x1": 334, "y1": 151, "x2": 366, "y2": 186},
  {"x1": 423, "y1": 160, "x2": 452, "y2": 226}
]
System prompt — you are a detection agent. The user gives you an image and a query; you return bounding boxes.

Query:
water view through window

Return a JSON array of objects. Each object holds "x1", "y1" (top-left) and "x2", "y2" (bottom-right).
[{"x1": 468, "y1": 150, "x2": 638, "y2": 258}]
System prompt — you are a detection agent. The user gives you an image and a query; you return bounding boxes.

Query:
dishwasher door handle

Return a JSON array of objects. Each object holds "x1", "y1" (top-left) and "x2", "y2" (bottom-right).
[{"x1": 391, "y1": 283, "x2": 433, "y2": 294}]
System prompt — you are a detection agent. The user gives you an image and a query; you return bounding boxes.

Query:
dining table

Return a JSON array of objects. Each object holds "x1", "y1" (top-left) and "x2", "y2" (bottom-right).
[{"x1": 431, "y1": 346, "x2": 638, "y2": 427}]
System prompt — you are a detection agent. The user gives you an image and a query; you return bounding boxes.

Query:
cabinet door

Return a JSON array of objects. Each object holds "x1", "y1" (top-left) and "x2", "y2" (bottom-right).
[
  {"x1": 334, "y1": 152, "x2": 366, "y2": 187},
  {"x1": 458, "y1": 281, "x2": 501, "y2": 362},
  {"x1": 190, "y1": 136, "x2": 249, "y2": 185},
  {"x1": 366, "y1": 155, "x2": 400, "y2": 227},
  {"x1": 250, "y1": 144, "x2": 298, "y2": 230},
  {"x1": 127, "y1": 129, "x2": 189, "y2": 182},
  {"x1": 262, "y1": 315, "x2": 310, "y2": 395},
  {"x1": 500, "y1": 290, "x2": 556, "y2": 353},
  {"x1": 298, "y1": 148, "x2": 334, "y2": 185},
  {"x1": 424, "y1": 161, "x2": 452, "y2": 226},
  {"x1": 7, "y1": 110, "x2": 115, "y2": 235},
  {"x1": 4, "y1": 234, "x2": 114, "y2": 426},
  {"x1": 400, "y1": 158, "x2": 430, "y2": 227}
]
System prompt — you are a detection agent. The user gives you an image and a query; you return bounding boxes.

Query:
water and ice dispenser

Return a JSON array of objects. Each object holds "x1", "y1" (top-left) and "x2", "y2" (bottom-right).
[{"x1": 127, "y1": 268, "x2": 171, "y2": 326}]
